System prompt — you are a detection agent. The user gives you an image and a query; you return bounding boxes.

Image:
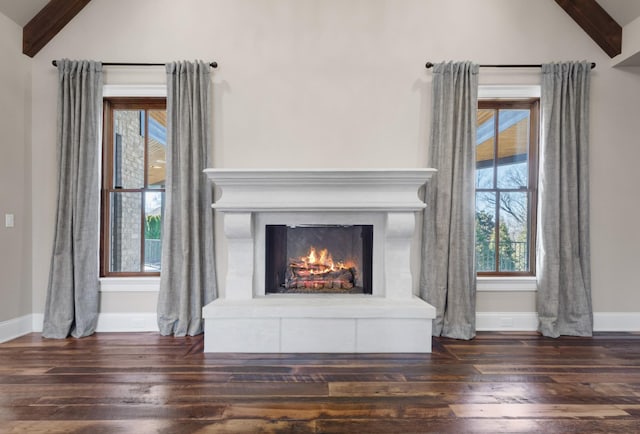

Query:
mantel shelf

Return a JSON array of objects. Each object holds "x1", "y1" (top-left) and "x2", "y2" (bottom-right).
[{"x1": 205, "y1": 168, "x2": 436, "y2": 212}]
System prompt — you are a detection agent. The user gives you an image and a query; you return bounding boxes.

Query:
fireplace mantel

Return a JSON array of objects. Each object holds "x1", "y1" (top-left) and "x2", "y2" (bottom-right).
[
  {"x1": 202, "y1": 168, "x2": 437, "y2": 353},
  {"x1": 204, "y1": 168, "x2": 435, "y2": 212}
]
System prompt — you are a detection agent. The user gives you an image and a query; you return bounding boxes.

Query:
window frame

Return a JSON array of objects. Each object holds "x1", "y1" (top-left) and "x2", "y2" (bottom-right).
[
  {"x1": 476, "y1": 98, "x2": 540, "y2": 277},
  {"x1": 100, "y1": 97, "x2": 167, "y2": 277}
]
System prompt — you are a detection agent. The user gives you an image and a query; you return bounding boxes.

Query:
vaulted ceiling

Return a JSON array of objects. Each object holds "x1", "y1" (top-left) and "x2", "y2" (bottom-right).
[{"x1": 1, "y1": 0, "x2": 640, "y2": 63}]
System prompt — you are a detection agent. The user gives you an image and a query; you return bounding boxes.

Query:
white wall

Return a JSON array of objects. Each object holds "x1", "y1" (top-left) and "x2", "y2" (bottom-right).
[
  {"x1": 0, "y1": 12, "x2": 32, "y2": 324},
  {"x1": 27, "y1": 0, "x2": 640, "y2": 326}
]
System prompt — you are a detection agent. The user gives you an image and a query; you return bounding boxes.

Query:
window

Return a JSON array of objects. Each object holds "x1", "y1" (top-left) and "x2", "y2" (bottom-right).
[
  {"x1": 101, "y1": 98, "x2": 167, "y2": 276},
  {"x1": 476, "y1": 99, "x2": 539, "y2": 276}
]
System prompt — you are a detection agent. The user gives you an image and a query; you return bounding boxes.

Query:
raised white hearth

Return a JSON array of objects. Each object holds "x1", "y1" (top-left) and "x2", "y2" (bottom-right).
[{"x1": 202, "y1": 169, "x2": 436, "y2": 353}]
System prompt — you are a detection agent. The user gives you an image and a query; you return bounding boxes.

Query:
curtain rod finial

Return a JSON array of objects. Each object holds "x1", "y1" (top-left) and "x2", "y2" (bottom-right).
[
  {"x1": 425, "y1": 61, "x2": 434, "y2": 69},
  {"x1": 210, "y1": 61, "x2": 218, "y2": 69}
]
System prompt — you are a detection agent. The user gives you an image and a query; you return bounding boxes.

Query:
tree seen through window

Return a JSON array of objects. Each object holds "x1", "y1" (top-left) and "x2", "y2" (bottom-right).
[{"x1": 475, "y1": 100, "x2": 539, "y2": 275}]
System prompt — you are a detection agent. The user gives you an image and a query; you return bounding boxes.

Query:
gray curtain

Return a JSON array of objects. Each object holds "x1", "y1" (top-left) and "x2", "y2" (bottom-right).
[
  {"x1": 537, "y1": 62, "x2": 592, "y2": 337},
  {"x1": 420, "y1": 61, "x2": 479, "y2": 340},
  {"x1": 42, "y1": 60, "x2": 103, "y2": 339},
  {"x1": 157, "y1": 61, "x2": 216, "y2": 336}
]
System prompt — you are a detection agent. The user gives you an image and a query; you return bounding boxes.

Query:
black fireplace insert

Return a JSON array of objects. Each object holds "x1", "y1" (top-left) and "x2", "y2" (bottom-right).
[{"x1": 265, "y1": 224, "x2": 373, "y2": 294}]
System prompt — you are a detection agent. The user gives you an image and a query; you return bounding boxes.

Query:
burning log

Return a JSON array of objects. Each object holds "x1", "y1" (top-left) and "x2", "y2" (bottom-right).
[
  {"x1": 283, "y1": 246, "x2": 358, "y2": 291},
  {"x1": 285, "y1": 267, "x2": 355, "y2": 290}
]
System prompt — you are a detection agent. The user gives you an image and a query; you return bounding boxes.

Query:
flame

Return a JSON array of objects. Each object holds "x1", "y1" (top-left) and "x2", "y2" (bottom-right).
[
  {"x1": 300, "y1": 247, "x2": 352, "y2": 274},
  {"x1": 286, "y1": 246, "x2": 358, "y2": 291}
]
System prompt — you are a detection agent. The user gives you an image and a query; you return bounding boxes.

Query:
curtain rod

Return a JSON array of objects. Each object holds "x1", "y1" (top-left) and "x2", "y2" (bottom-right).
[
  {"x1": 51, "y1": 60, "x2": 218, "y2": 68},
  {"x1": 425, "y1": 61, "x2": 596, "y2": 69}
]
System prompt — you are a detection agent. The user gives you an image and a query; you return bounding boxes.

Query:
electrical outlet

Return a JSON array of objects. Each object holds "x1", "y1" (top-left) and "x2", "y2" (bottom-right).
[{"x1": 5, "y1": 214, "x2": 14, "y2": 228}]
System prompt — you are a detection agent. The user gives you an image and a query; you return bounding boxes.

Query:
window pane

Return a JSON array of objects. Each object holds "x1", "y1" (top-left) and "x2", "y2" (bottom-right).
[
  {"x1": 497, "y1": 109, "x2": 529, "y2": 189},
  {"x1": 144, "y1": 191, "x2": 163, "y2": 271},
  {"x1": 113, "y1": 110, "x2": 145, "y2": 189},
  {"x1": 476, "y1": 192, "x2": 496, "y2": 272},
  {"x1": 498, "y1": 192, "x2": 529, "y2": 272},
  {"x1": 110, "y1": 192, "x2": 141, "y2": 272},
  {"x1": 147, "y1": 110, "x2": 167, "y2": 189},
  {"x1": 476, "y1": 109, "x2": 495, "y2": 188}
]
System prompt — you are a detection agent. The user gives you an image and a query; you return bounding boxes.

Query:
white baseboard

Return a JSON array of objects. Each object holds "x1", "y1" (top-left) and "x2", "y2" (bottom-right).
[
  {"x1": 33, "y1": 312, "x2": 158, "y2": 332},
  {"x1": 0, "y1": 314, "x2": 35, "y2": 343},
  {"x1": 4, "y1": 311, "x2": 640, "y2": 343},
  {"x1": 16, "y1": 312, "x2": 158, "y2": 339},
  {"x1": 95, "y1": 313, "x2": 159, "y2": 332},
  {"x1": 31, "y1": 313, "x2": 43, "y2": 332},
  {"x1": 476, "y1": 312, "x2": 539, "y2": 331},
  {"x1": 594, "y1": 312, "x2": 640, "y2": 331},
  {"x1": 477, "y1": 312, "x2": 640, "y2": 332}
]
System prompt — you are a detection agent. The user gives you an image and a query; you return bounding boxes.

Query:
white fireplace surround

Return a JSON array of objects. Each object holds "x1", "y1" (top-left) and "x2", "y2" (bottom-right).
[{"x1": 202, "y1": 169, "x2": 437, "y2": 353}]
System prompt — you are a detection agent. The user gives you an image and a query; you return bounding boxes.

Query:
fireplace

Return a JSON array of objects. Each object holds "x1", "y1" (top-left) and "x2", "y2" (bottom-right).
[
  {"x1": 265, "y1": 224, "x2": 373, "y2": 294},
  {"x1": 202, "y1": 169, "x2": 436, "y2": 353}
]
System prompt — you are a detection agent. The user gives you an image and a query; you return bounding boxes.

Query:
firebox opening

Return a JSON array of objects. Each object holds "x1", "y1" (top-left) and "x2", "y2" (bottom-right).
[{"x1": 265, "y1": 224, "x2": 373, "y2": 294}]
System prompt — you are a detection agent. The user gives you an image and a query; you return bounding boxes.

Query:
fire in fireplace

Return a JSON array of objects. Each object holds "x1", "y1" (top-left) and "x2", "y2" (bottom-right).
[
  {"x1": 265, "y1": 224, "x2": 373, "y2": 294},
  {"x1": 286, "y1": 246, "x2": 357, "y2": 290}
]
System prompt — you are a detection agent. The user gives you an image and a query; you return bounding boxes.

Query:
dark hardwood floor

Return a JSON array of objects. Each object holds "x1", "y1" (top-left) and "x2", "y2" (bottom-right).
[{"x1": 1, "y1": 331, "x2": 640, "y2": 433}]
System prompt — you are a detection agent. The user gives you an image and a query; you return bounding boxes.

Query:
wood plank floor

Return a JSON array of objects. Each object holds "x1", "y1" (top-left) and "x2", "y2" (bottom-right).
[{"x1": 1, "y1": 332, "x2": 640, "y2": 433}]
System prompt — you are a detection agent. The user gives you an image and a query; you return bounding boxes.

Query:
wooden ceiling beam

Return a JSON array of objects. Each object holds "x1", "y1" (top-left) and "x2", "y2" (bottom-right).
[
  {"x1": 555, "y1": 0, "x2": 622, "y2": 58},
  {"x1": 23, "y1": 0, "x2": 92, "y2": 58}
]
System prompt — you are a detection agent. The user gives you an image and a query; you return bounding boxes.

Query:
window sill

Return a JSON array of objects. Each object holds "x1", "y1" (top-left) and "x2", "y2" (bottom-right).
[
  {"x1": 477, "y1": 276, "x2": 537, "y2": 292},
  {"x1": 100, "y1": 277, "x2": 535, "y2": 293},
  {"x1": 99, "y1": 277, "x2": 160, "y2": 293}
]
